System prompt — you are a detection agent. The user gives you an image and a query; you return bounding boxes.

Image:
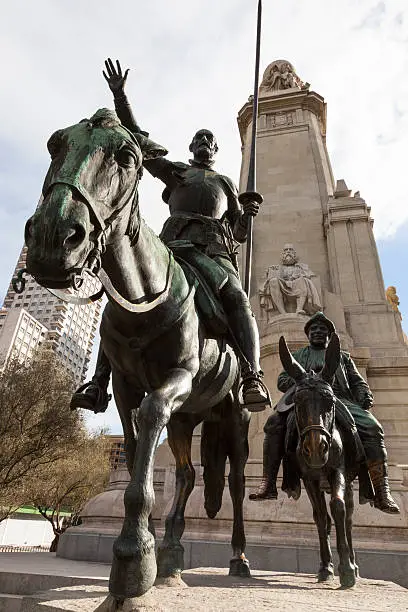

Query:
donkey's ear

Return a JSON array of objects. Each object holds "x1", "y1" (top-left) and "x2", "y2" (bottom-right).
[
  {"x1": 279, "y1": 336, "x2": 306, "y2": 381},
  {"x1": 321, "y1": 332, "x2": 340, "y2": 383}
]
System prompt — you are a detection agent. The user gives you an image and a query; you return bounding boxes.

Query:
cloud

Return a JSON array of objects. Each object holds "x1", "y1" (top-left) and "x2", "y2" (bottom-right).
[
  {"x1": 1, "y1": 1, "x2": 408, "y2": 436},
  {"x1": 355, "y1": 1, "x2": 386, "y2": 29}
]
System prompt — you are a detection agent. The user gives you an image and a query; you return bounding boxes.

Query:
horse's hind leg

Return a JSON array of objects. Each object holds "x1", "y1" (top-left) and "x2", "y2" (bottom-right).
[
  {"x1": 345, "y1": 480, "x2": 358, "y2": 578},
  {"x1": 157, "y1": 412, "x2": 198, "y2": 581},
  {"x1": 304, "y1": 479, "x2": 334, "y2": 582},
  {"x1": 226, "y1": 397, "x2": 251, "y2": 578}
]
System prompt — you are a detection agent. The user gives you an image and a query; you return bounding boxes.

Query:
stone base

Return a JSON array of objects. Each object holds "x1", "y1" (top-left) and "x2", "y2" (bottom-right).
[
  {"x1": 3, "y1": 556, "x2": 405, "y2": 612},
  {"x1": 57, "y1": 531, "x2": 408, "y2": 590}
]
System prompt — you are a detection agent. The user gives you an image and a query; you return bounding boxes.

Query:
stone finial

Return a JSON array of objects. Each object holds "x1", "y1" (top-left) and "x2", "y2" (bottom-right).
[
  {"x1": 386, "y1": 286, "x2": 402, "y2": 319},
  {"x1": 334, "y1": 179, "x2": 352, "y2": 198},
  {"x1": 260, "y1": 60, "x2": 307, "y2": 93}
]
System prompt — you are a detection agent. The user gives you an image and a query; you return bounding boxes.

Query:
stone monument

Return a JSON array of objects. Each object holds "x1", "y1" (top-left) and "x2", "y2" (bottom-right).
[{"x1": 59, "y1": 60, "x2": 408, "y2": 585}]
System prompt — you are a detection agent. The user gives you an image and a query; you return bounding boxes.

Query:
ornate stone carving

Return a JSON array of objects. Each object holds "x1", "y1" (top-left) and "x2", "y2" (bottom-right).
[
  {"x1": 260, "y1": 60, "x2": 307, "y2": 93},
  {"x1": 266, "y1": 111, "x2": 296, "y2": 129},
  {"x1": 259, "y1": 244, "x2": 322, "y2": 321},
  {"x1": 386, "y1": 286, "x2": 402, "y2": 319}
]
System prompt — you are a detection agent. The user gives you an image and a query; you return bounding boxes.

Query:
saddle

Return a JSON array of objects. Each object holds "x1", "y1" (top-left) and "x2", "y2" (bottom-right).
[{"x1": 170, "y1": 242, "x2": 229, "y2": 337}]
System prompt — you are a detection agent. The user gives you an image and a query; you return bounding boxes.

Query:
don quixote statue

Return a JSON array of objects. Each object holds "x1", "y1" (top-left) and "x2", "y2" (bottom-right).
[{"x1": 22, "y1": 38, "x2": 268, "y2": 605}]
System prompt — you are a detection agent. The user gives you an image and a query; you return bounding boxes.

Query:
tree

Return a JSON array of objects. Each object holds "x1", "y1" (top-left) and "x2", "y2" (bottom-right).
[
  {"x1": 31, "y1": 430, "x2": 110, "y2": 551},
  {"x1": 0, "y1": 349, "x2": 80, "y2": 522}
]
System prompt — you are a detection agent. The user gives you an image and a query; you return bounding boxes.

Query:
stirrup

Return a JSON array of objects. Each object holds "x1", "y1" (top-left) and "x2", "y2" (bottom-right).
[{"x1": 70, "y1": 381, "x2": 111, "y2": 414}]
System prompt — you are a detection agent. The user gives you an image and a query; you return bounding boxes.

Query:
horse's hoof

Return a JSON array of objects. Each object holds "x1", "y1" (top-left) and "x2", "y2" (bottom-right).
[
  {"x1": 229, "y1": 555, "x2": 251, "y2": 578},
  {"x1": 339, "y1": 568, "x2": 356, "y2": 589},
  {"x1": 155, "y1": 574, "x2": 188, "y2": 588},
  {"x1": 109, "y1": 544, "x2": 157, "y2": 598},
  {"x1": 156, "y1": 544, "x2": 184, "y2": 579},
  {"x1": 317, "y1": 567, "x2": 334, "y2": 583},
  {"x1": 94, "y1": 594, "x2": 120, "y2": 612},
  {"x1": 96, "y1": 592, "x2": 163, "y2": 612}
]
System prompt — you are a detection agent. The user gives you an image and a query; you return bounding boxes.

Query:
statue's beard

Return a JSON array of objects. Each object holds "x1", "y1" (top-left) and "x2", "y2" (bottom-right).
[
  {"x1": 194, "y1": 147, "x2": 213, "y2": 163},
  {"x1": 282, "y1": 255, "x2": 297, "y2": 265}
]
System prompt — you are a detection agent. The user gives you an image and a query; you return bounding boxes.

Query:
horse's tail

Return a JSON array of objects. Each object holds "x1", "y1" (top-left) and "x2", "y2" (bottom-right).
[{"x1": 201, "y1": 406, "x2": 229, "y2": 519}]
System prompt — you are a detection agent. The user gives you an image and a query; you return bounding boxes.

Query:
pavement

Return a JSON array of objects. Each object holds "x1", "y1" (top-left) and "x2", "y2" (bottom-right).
[{"x1": 0, "y1": 554, "x2": 406, "y2": 611}]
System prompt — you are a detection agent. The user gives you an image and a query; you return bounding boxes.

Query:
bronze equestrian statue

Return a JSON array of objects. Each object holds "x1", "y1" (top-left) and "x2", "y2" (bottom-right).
[
  {"x1": 71, "y1": 59, "x2": 270, "y2": 415},
  {"x1": 250, "y1": 312, "x2": 400, "y2": 514},
  {"x1": 278, "y1": 332, "x2": 362, "y2": 587},
  {"x1": 23, "y1": 64, "x2": 268, "y2": 601}
]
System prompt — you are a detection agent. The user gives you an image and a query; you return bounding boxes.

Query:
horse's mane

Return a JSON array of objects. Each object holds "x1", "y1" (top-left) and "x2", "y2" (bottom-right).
[
  {"x1": 296, "y1": 372, "x2": 334, "y2": 396},
  {"x1": 87, "y1": 108, "x2": 121, "y2": 129}
]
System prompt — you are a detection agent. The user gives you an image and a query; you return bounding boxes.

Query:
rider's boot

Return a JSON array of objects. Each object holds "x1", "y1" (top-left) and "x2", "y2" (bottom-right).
[
  {"x1": 223, "y1": 297, "x2": 271, "y2": 412},
  {"x1": 70, "y1": 347, "x2": 112, "y2": 414},
  {"x1": 367, "y1": 459, "x2": 400, "y2": 514},
  {"x1": 249, "y1": 431, "x2": 280, "y2": 500},
  {"x1": 241, "y1": 370, "x2": 271, "y2": 413}
]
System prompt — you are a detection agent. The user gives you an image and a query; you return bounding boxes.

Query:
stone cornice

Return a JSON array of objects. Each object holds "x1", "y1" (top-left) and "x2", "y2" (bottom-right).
[
  {"x1": 237, "y1": 89, "x2": 326, "y2": 144},
  {"x1": 367, "y1": 356, "x2": 408, "y2": 377}
]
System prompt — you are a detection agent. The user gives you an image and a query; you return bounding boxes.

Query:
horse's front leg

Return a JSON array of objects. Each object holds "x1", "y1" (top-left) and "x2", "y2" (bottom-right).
[
  {"x1": 109, "y1": 368, "x2": 193, "y2": 600},
  {"x1": 303, "y1": 478, "x2": 334, "y2": 583},
  {"x1": 328, "y1": 468, "x2": 356, "y2": 588}
]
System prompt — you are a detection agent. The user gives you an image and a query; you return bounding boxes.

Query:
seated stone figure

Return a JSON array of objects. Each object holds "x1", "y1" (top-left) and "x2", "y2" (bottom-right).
[
  {"x1": 249, "y1": 311, "x2": 400, "y2": 514},
  {"x1": 259, "y1": 244, "x2": 321, "y2": 319}
]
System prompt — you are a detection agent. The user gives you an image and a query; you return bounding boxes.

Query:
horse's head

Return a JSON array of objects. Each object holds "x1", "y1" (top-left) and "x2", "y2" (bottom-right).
[
  {"x1": 279, "y1": 333, "x2": 340, "y2": 469},
  {"x1": 25, "y1": 109, "x2": 165, "y2": 289}
]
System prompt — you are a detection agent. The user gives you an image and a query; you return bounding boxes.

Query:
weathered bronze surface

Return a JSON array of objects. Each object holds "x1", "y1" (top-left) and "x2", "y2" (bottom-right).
[
  {"x1": 71, "y1": 58, "x2": 270, "y2": 416},
  {"x1": 250, "y1": 312, "x2": 400, "y2": 585},
  {"x1": 24, "y1": 108, "x2": 255, "y2": 602},
  {"x1": 278, "y1": 332, "x2": 360, "y2": 588}
]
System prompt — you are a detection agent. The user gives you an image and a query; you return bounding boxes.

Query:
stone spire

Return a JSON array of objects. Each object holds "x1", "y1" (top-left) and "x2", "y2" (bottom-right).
[{"x1": 259, "y1": 59, "x2": 309, "y2": 93}]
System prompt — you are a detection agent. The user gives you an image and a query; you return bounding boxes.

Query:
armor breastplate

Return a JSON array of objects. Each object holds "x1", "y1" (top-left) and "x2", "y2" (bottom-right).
[{"x1": 168, "y1": 167, "x2": 229, "y2": 218}]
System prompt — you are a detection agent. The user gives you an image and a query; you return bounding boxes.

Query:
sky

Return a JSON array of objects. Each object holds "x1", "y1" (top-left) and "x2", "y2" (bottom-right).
[{"x1": 1, "y1": 0, "x2": 407, "y2": 434}]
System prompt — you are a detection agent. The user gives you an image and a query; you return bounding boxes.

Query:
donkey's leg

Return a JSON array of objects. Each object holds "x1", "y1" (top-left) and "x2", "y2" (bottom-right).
[
  {"x1": 109, "y1": 368, "x2": 193, "y2": 600},
  {"x1": 328, "y1": 469, "x2": 356, "y2": 588},
  {"x1": 304, "y1": 479, "x2": 334, "y2": 582},
  {"x1": 345, "y1": 480, "x2": 358, "y2": 578},
  {"x1": 157, "y1": 412, "x2": 198, "y2": 580},
  {"x1": 227, "y1": 400, "x2": 251, "y2": 578}
]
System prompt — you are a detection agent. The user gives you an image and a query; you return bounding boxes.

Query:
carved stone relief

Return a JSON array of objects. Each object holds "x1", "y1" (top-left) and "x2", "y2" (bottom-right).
[{"x1": 260, "y1": 60, "x2": 308, "y2": 93}]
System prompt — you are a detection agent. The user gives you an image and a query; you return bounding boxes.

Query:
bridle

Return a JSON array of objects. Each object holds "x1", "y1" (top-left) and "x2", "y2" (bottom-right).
[
  {"x1": 295, "y1": 379, "x2": 335, "y2": 444},
  {"x1": 15, "y1": 125, "x2": 175, "y2": 313}
]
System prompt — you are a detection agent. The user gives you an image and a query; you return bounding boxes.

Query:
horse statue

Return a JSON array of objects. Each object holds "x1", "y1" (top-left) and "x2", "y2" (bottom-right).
[
  {"x1": 278, "y1": 333, "x2": 360, "y2": 588},
  {"x1": 23, "y1": 109, "x2": 251, "y2": 603}
]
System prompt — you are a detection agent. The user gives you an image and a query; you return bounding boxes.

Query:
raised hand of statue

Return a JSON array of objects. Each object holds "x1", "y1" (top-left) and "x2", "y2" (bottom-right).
[{"x1": 103, "y1": 58, "x2": 129, "y2": 97}]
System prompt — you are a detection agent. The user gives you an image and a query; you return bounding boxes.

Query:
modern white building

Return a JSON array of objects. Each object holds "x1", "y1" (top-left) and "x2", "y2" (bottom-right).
[
  {"x1": 0, "y1": 308, "x2": 47, "y2": 365},
  {"x1": 0, "y1": 246, "x2": 102, "y2": 384}
]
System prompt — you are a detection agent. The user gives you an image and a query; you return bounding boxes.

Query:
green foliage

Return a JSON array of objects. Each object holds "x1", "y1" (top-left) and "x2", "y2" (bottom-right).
[
  {"x1": 31, "y1": 429, "x2": 110, "y2": 550},
  {"x1": 0, "y1": 349, "x2": 110, "y2": 526}
]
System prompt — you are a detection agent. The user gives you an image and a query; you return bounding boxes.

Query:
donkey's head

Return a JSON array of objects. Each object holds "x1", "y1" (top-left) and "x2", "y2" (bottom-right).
[
  {"x1": 279, "y1": 333, "x2": 340, "y2": 469},
  {"x1": 25, "y1": 109, "x2": 165, "y2": 289}
]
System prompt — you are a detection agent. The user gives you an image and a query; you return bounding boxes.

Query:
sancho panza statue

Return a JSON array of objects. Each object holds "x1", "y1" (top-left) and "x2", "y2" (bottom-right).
[{"x1": 260, "y1": 244, "x2": 321, "y2": 319}]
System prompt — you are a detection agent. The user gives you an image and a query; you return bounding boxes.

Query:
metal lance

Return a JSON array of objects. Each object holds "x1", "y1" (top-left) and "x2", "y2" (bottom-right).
[{"x1": 241, "y1": 0, "x2": 263, "y2": 296}]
